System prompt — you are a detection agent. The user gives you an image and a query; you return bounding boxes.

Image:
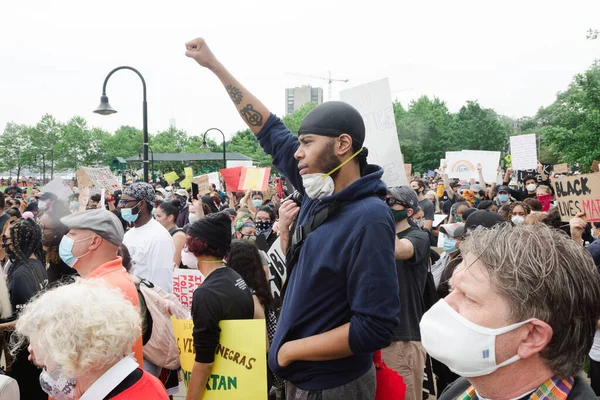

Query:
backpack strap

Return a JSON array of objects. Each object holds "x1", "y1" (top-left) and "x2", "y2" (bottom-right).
[{"x1": 134, "y1": 279, "x2": 153, "y2": 345}]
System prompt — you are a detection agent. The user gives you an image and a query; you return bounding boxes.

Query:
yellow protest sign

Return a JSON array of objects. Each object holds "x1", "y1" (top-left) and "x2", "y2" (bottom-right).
[
  {"x1": 185, "y1": 167, "x2": 194, "y2": 179},
  {"x1": 164, "y1": 171, "x2": 179, "y2": 184},
  {"x1": 180, "y1": 178, "x2": 192, "y2": 190},
  {"x1": 171, "y1": 317, "x2": 267, "y2": 399}
]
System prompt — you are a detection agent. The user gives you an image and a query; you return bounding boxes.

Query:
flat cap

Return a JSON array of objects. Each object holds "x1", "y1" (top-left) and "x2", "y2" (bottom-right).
[{"x1": 60, "y1": 209, "x2": 124, "y2": 246}]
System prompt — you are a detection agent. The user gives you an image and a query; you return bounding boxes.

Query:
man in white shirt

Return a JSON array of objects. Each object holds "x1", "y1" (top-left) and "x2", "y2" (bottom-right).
[{"x1": 119, "y1": 182, "x2": 175, "y2": 293}]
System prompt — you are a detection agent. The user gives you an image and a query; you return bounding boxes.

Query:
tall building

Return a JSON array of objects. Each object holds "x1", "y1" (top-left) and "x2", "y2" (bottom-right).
[{"x1": 285, "y1": 86, "x2": 323, "y2": 114}]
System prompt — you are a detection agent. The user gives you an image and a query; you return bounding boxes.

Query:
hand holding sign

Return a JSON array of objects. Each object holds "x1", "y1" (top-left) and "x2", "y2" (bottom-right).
[{"x1": 569, "y1": 212, "x2": 587, "y2": 244}]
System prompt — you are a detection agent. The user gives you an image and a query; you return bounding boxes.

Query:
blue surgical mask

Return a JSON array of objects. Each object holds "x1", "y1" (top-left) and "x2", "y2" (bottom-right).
[
  {"x1": 121, "y1": 203, "x2": 140, "y2": 223},
  {"x1": 59, "y1": 236, "x2": 93, "y2": 268},
  {"x1": 498, "y1": 194, "x2": 509, "y2": 203},
  {"x1": 252, "y1": 199, "x2": 263, "y2": 208},
  {"x1": 443, "y1": 237, "x2": 458, "y2": 254}
]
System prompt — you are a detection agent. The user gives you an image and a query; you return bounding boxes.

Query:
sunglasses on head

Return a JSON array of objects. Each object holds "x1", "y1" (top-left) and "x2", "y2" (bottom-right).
[{"x1": 386, "y1": 197, "x2": 408, "y2": 208}]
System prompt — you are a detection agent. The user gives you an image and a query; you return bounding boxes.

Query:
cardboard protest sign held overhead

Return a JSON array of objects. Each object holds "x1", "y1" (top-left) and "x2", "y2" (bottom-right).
[
  {"x1": 184, "y1": 167, "x2": 193, "y2": 179},
  {"x1": 553, "y1": 163, "x2": 569, "y2": 174},
  {"x1": 192, "y1": 175, "x2": 212, "y2": 195},
  {"x1": 164, "y1": 171, "x2": 179, "y2": 184},
  {"x1": 179, "y1": 179, "x2": 192, "y2": 190},
  {"x1": 592, "y1": 160, "x2": 600, "y2": 173},
  {"x1": 41, "y1": 177, "x2": 73, "y2": 200},
  {"x1": 77, "y1": 167, "x2": 121, "y2": 192},
  {"x1": 340, "y1": 78, "x2": 407, "y2": 186},
  {"x1": 220, "y1": 167, "x2": 244, "y2": 193},
  {"x1": 552, "y1": 173, "x2": 600, "y2": 222},
  {"x1": 239, "y1": 168, "x2": 271, "y2": 192},
  {"x1": 172, "y1": 317, "x2": 267, "y2": 399},
  {"x1": 510, "y1": 134, "x2": 538, "y2": 171}
]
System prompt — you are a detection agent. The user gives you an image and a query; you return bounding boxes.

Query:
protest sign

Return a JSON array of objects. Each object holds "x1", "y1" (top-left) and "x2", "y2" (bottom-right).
[
  {"x1": 404, "y1": 164, "x2": 412, "y2": 182},
  {"x1": 77, "y1": 167, "x2": 121, "y2": 192},
  {"x1": 193, "y1": 175, "x2": 212, "y2": 195},
  {"x1": 552, "y1": 173, "x2": 600, "y2": 222},
  {"x1": 172, "y1": 269, "x2": 204, "y2": 311},
  {"x1": 263, "y1": 237, "x2": 287, "y2": 303},
  {"x1": 427, "y1": 170, "x2": 435, "y2": 178},
  {"x1": 208, "y1": 172, "x2": 221, "y2": 190},
  {"x1": 164, "y1": 171, "x2": 179, "y2": 184},
  {"x1": 220, "y1": 167, "x2": 244, "y2": 192},
  {"x1": 41, "y1": 176, "x2": 73, "y2": 200},
  {"x1": 445, "y1": 151, "x2": 500, "y2": 183},
  {"x1": 340, "y1": 78, "x2": 407, "y2": 186},
  {"x1": 239, "y1": 168, "x2": 270, "y2": 192},
  {"x1": 592, "y1": 160, "x2": 600, "y2": 173},
  {"x1": 179, "y1": 179, "x2": 192, "y2": 190},
  {"x1": 510, "y1": 134, "x2": 538, "y2": 171},
  {"x1": 553, "y1": 163, "x2": 569, "y2": 174},
  {"x1": 172, "y1": 317, "x2": 267, "y2": 399},
  {"x1": 184, "y1": 167, "x2": 193, "y2": 179}
]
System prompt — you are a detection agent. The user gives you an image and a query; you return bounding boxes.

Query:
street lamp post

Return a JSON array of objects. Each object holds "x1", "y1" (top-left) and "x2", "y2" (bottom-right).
[
  {"x1": 138, "y1": 145, "x2": 154, "y2": 182},
  {"x1": 200, "y1": 128, "x2": 227, "y2": 170},
  {"x1": 94, "y1": 66, "x2": 150, "y2": 183}
]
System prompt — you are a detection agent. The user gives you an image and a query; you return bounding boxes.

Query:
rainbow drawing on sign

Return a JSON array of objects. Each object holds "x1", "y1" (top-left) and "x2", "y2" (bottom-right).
[{"x1": 451, "y1": 160, "x2": 475, "y2": 173}]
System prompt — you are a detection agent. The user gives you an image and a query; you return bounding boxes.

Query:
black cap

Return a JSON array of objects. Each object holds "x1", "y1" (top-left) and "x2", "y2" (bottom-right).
[
  {"x1": 462, "y1": 208, "x2": 478, "y2": 222},
  {"x1": 188, "y1": 211, "x2": 232, "y2": 251},
  {"x1": 298, "y1": 101, "x2": 365, "y2": 151},
  {"x1": 496, "y1": 185, "x2": 511, "y2": 194},
  {"x1": 465, "y1": 210, "x2": 506, "y2": 230}
]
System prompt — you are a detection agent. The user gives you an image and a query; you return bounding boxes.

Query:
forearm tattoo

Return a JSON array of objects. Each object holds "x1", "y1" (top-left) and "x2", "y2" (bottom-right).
[
  {"x1": 240, "y1": 104, "x2": 263, "y2": 127},
  {"x1": 226, "y1": 84, "x2": 243, "y2": 105}
]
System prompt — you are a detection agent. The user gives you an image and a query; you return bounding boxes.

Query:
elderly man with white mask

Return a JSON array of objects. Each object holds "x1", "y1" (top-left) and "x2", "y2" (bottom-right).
[{"x1": 422, "y1": 223, "x2": 600, "y2": 400}]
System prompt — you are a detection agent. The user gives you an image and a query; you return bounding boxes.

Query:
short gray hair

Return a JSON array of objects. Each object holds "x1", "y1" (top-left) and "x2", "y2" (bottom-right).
[
  {"x1": 461, "y1": 223, "x2": 600, "y2": 377},
  {"x1": 12, "y1": 279, "x2": 141, "y2": 377}
]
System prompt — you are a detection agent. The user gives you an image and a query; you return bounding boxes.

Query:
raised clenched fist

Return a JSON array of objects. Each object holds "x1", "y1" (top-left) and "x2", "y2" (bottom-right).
[{"x1": 185, "y1": 38, "x2": 219, "y2": 70}]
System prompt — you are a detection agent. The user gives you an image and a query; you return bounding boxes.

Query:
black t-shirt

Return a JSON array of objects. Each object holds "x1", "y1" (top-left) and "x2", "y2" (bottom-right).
[
  {"x1": 191, "y1": 267, "x2": 254, "y2": 363},
  {"x1": 419, "y1": 198, "x2": 435, "y2": 221},
  {"x1": 393, "y1": 227, "x2": 430, "y2": 341},
  {"x1": 7, "y1": 258, "x2": 48, "y2": 315}
]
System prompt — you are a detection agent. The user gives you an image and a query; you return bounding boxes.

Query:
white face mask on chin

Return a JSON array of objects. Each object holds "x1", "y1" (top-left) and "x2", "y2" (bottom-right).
[
  {"x1": 301, "y1": 147, "x2": 364, "y2": 200},
  {"x1": 420, "y1": 299, "x2": 534, "y2": 377}
]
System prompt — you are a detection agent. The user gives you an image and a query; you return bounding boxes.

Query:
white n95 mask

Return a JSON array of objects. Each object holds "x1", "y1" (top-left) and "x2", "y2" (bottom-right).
[{"x1": 420, "y1": 299, "x2": 534, "y2": 377}]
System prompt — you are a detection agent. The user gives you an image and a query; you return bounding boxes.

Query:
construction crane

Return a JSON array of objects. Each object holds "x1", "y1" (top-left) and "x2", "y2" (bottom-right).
[{"x1": 285, "y1": 71, "x2": 349, "y2": 101}]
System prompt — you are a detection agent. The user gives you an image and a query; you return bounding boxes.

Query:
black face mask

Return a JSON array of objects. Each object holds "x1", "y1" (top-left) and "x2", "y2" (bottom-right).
[{"x1": 255, "y1": 220, "x2": 273, "y2": 235}]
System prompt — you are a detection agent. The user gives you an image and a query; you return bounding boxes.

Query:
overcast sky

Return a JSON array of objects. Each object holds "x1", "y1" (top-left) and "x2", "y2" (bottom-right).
[{"x1": 1, "y1": 0, "x2": 599, "y2": 142}]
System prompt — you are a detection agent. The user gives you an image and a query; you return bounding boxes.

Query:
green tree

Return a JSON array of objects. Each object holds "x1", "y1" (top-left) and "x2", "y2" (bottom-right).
[
  {"x1": 449, "y1": 101, "x2": 512, "y2": 152},
  {"x1": 0, "y1": 123, "x2": 35, "y2": 178},
  {"x1": 54, "y1": 117, "x2": 108, "y2": 170}
]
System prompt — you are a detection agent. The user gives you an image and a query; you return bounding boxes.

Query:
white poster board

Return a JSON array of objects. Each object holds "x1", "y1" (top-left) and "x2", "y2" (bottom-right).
[
  {"x1": 41, "y1": 177, "x2": 73, "y2": 200},
  {"x1": 208, "y1": 172, "x2": 221, "y2": 191},
  {"x1": 172, "y1": 269, "x2": 204, "y2": 311},
  {"x1": 510, "y1": 134, "x2": 537, "y2": 171},
  {"x1": 226, "y1": 160, "x2": 253, "y2": 168},
  {"x1": 445, "y1": 150, "x2": 500, "y2": 183},
  {"x1": 340, "y1": 78, "x2": 407, "y2": 186}
]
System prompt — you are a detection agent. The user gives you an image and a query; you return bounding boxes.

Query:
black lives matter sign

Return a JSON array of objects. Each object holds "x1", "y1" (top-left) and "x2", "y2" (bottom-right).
[{"x1": 552, "y1": 173, "x2": 600, "y2": 222}]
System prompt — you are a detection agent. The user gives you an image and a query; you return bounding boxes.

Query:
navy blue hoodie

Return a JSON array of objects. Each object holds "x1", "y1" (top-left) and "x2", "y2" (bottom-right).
[{"x1": 257, "y1": 114, "x2": 400, "y2": 391}]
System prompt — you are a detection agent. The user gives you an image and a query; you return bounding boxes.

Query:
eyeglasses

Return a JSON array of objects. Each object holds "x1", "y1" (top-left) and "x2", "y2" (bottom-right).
[
  {"x1": 1, "y1": 236, "x2": 11, "y2": 245},
  {"x1": 385, "y1": 198, "x2": 408, "y2": 208},
  {"x1": 118, "y1": 199, "x2": 138, "y2": 207}
]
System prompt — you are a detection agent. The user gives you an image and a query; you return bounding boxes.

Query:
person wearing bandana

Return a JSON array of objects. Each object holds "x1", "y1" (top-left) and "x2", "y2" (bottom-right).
[
  {"x1": 185, "y1": 37, "x2": 399, "y2": 399},
  {"x1": 255, "y1": 205, "x2": 278, "y2": 248}
]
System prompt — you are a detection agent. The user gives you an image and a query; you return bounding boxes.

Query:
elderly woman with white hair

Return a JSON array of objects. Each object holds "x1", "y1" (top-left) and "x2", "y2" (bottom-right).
[{"x1": 12, "y1": 279, "x2": 169, "y2": 399}]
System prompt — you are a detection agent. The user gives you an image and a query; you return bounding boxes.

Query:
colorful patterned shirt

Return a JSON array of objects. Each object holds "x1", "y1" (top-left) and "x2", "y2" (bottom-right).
[{"x1": 457, "y1": 376, "x2": 574, "y2": 400}]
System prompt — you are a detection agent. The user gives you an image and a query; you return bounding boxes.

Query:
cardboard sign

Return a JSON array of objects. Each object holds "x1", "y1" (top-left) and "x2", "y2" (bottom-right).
[
  {"x1": 552, "y1": 173, "x2": 600, "y2": 222},
  {"x1": 172, "y1": 269, "x2": 204, "y2": 311},
  {"x1": 41, "y1": 176, "x2": 73, "y2": 200},
  {"x1": 340, "y1": 78, "x2": 407, "y2": 186},
  {"x1": 510, "y1": 134, "x2": 538, "y2": 171},
  {"x1": 164, "y1": 171, "x2": 179, "y2": 184},
  {"x1": 184, "y1": 167, "x2": 194, "y2": 179},
  {"x1": 193, "y1": 175, "x2": 212, "y2": 196},
  {"x1": 592, "y1": 160, "x2": 600, "y2": 173},
  {"x1": 553, "y1": 163, "x2": 569, "y2": 174},
  {"x1": 172, "y1": 317, "x2": 267, "y2": 399},
  {"x1": 179, "y1": 179, "x2": 192, "y2": 190},
  {"x1": 239, "y1": 168, "x2": 270, "y2": 192},
  {"x1": 77, "y1": 167, "x2": 121, "y2": 192},
  {"x1": 219, "y1": 167, "x2": 244, "y2": 193}
]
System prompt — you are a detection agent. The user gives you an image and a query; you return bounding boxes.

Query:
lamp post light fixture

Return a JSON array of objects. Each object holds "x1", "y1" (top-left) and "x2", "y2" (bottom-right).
[
  {"x1": 201, "y1": 128, "x2": 227, "y2": 170},
  {"x1": 94, "y1": 66, "x2": 150, "y2": 183}
]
